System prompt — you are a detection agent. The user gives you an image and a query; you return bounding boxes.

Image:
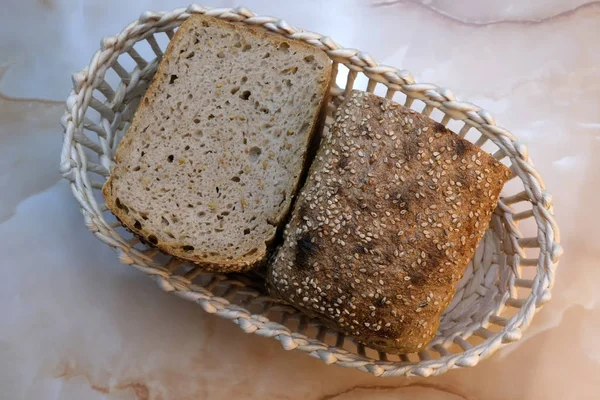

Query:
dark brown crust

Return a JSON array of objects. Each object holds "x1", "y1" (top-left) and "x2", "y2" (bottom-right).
[
  {"x1": 102, "y1": 14, "x2": 332, "y2": 272},
  {"x1": 268, "y1": 91, "x2": 511, "y2": 353}
]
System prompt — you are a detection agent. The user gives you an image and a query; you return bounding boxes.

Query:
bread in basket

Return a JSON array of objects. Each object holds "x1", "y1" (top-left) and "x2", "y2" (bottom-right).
[{"x1": 59, "y1": 4, "x2": 562, "y2": 377}]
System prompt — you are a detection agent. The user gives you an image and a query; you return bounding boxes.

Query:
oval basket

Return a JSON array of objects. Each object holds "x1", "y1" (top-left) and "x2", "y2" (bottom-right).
[{"x1": 60, "y1": 4, "x2": 562, "y2": 377}]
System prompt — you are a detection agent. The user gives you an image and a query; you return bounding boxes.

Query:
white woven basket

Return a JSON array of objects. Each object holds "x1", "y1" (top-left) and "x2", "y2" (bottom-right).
[{"x1": 60, "y1": 4, "x2": 562, "y2": 377}]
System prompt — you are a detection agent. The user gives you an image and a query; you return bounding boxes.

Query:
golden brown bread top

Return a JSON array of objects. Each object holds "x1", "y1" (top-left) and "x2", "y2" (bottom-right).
[{"x1": 268, "y1": 91, "x2": 511, "y2": 353}]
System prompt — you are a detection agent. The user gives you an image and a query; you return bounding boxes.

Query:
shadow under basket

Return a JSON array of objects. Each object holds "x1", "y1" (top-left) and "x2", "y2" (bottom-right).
[{"x1": 59, "y1": 4, "x2": 562, "y2": 377}]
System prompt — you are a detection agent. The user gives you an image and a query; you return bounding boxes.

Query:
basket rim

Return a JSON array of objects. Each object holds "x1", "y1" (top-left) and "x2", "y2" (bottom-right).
[{"x1": 59, "y1": 4, "x2": 563, "y2": 378}]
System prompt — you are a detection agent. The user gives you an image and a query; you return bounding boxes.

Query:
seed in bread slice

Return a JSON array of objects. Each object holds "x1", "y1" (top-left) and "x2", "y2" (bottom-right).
[
  {"x1": 268, "y1": 91, "x2": 511, "y2": 353},
  {"x1": 102, "y1": 14, "x2": 332, "y2": 272}
]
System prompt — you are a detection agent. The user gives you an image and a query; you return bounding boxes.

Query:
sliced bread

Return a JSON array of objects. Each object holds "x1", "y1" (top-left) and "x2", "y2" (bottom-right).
[{"x1": 103, "y1": 14, "x2": 332, "y2": 272}]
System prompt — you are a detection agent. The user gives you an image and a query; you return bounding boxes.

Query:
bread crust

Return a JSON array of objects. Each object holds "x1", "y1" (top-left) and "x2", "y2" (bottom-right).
[
  {"x1": 103, "y1": 14, "x2": 331, "y2": 272},
  {"x1": 268, "y1": 91, "x2": 511, "y2": 353}
]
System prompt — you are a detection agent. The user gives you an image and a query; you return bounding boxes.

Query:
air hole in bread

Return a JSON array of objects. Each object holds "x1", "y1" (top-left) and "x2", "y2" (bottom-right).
[
  {"x1": 167, "y1": 155, "x2": 174, "y2": 163},
  {"x1": 234, "y1": 42, "x2": 242, "y2": 48},
  {"x1": 279, "y1": 42, "x2": 290, "y2": 52},
  {"x1": 231, "y1": 176, "x2": 241, "y2": 182},
  {"x1": 244, "y1": 228, "x2": 251, "y2": 235},
  {"x1": 133, "y1": 220, "x2": 142, "y2": 230},
  {"x1": 241, "y1": 76, "x2": 248, "y2": 84},
  {"x1": 187, "y1": 93, "x2": 193, "y2": 99},
  {"x1": 208, "y1": 114, "x2": 215, "y2": 120},
  {"x1": 240, "y1": 90, "x2": 251, "y2": 100},
  {"x1": 169, "y1": 75, "x2": 178, "y2": 84},
  {"x1": 202, "y1": 21, "x2": 209, "y2": 27},
  {"x1": 184, "y1": 145, "x2": 190, "y2": 151},
  {"x1": 132, "y1": 166, "x2": 141, "y2": 171},
  {"x1": 242, "y1": 43, "x2": 252, "y2": 51},
  {"x1": 249, "y1": 146, "x2": 262, "y2": 162},
  {"x1": 182, "y1": 245, "x2": 194, "y2": 252},
  {"x1": 304, "y1": 55, "x2": 315, "y2": 63},
  {"x1": 161, "y1": 216, "x2": 169, "y2": 226},
  {"x1": 195, "y1": 130, "x2": 203, "y2": 137},
  {"x1": 230, "y1": 87, "x2": 240, "y2": 95},
  {"x1": 260, "y1": 107, "x2": 270, "y2": 114},
  {"x1": 148, "y1": 235, "x2": 158, "y2": 245},
  {"x1": 216, "y1": 51, "x2": 225, "y2": 59},
  {"x1": 263, "y1": 52, "x2": 270, "y2": 59},
  {"x1": 115, "y1": 198, "x2": 129, "y2": 213}
]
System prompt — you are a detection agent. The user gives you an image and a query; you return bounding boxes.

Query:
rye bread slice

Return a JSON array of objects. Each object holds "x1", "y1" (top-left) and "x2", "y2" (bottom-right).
[
  {"x1": 268, "y1": 91, "x2": 511, "y2": 353},
  {"x1": 103, "y1": 14, "x2": 332, "y2": 272}
]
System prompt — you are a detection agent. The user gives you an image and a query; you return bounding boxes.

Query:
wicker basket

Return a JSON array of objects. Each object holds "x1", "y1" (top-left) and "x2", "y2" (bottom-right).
[{"x1": 60, "y1": 4, "x2": 562, "y2": 377}]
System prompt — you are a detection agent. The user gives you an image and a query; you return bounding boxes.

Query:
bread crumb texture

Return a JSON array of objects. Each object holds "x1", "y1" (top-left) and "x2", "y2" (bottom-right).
[{"x1": 103, "y1": 14, "x2": 331, "y2": 271}]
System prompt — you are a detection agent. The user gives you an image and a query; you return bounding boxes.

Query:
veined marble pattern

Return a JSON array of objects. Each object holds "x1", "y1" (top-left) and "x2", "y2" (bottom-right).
[{"x1": 1, "y1": 1, "x2": 598, "y2": 399}]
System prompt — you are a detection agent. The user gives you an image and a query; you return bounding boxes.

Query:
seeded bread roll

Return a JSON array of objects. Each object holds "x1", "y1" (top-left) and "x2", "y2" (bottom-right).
[
  {"x1": 103, "y1": 14, "x2": 331, "y2": 272},
  {"x1": 268, "y1": 91, "x2": 511, "y2": 353}
]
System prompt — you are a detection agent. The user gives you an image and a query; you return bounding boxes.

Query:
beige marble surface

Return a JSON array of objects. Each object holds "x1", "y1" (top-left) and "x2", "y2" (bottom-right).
[{"x1": 1, "y1": 0, "x2": 599, "y2": 399}]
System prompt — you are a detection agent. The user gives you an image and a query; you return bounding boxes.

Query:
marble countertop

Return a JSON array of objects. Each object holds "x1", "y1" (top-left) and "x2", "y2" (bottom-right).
[{"x1": 1, "y1": 0, "x2": 599, "y2": 399}]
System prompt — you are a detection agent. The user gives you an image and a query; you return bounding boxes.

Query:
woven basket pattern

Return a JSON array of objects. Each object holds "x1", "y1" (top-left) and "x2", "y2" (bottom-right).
[{"x1": 60, "y1": 4, "x2": 562, "y2": 377}]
